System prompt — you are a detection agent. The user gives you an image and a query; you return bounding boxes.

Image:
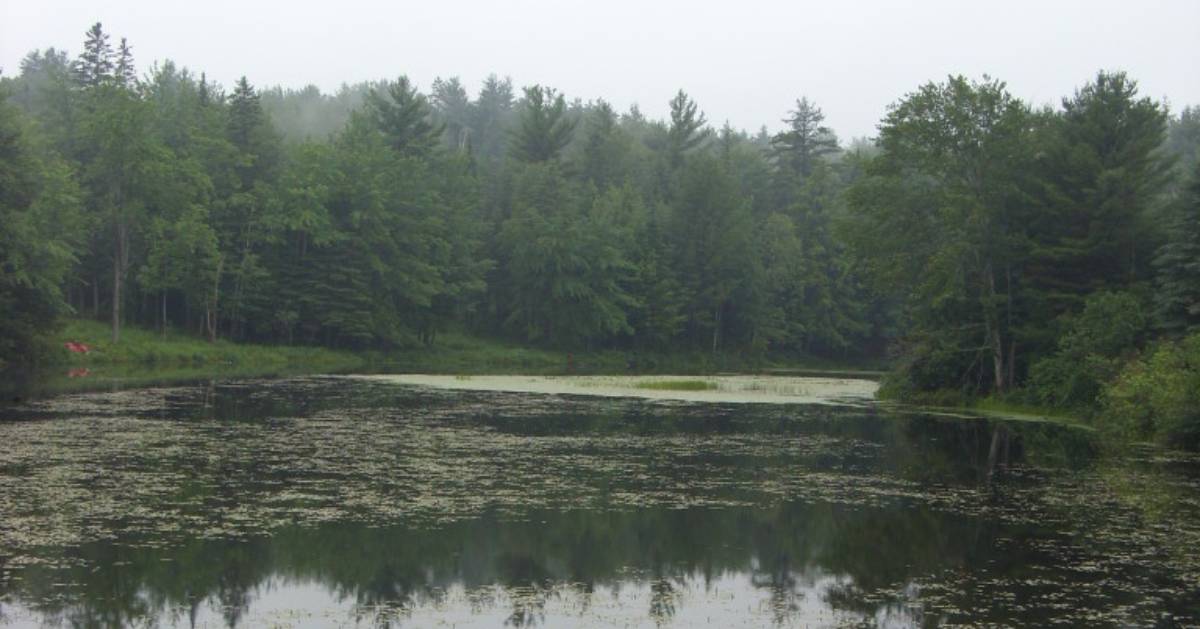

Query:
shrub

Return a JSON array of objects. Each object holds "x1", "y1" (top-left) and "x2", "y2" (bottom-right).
[
  {"x1": 1099, "y1": 332, "x2": 1200, "y2": 449},
  {"x1": 1029, "y1": 291, "x2": 1148, "y2": 410}
]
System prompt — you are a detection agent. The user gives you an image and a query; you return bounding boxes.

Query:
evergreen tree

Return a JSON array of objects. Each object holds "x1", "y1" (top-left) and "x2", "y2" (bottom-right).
[
  {"x1": 227, "y1": 76, "x2": 280, "y2": 173},
  {"x1": 715, "y1": 123, "x2": 773, "y2": 217},
  {"x1": 511, "y1": 85, "x2": 576, "y2": 163},
  {"x1": 1154, "y1": 161, "x2": 1200, "y2": 334},
  {"x1": 1166, "y1": 105, "x2": 1200, "y2": 182},
  {"x1": 626, "y1": 204, "x2": 686, "y2": 349},
  {"x1": 665, "y1": 90, "x2": 708, "y2": 168},
  {"x1": 499, "y1": 164, "x2": 632, "y2": 345},
  {"x1": 13, "y1": 28, "x2": 1198, "y2": 400},
  {"x1": 12, "y1": 48, "x2": 80, "y2": 158},
  {"x1": 1030, "y1": 71, "x2": 1172, "y2": 316},
  {"x1": 198, "y1": 72, "x2": 212, "y2": 107},
  {"x1": 771, "y1": 97, "x2": 838, "y2": 179},
  {"x1": 114, "y1": 38, "x2": 136, "y2": 88},
  {"x1": 72, "y1": 23, "x2": 113, "y2": 89},
  {"x1": 670, "y1": 155, "x2": 756, "y2": 351},
  {"x1": 363, "y1": 76, "x2": 442, "y2": 158},
  {"x1": 580, "y1": 100, "x2": 635, "y2": 189},
  {"x1": 220, "y1": 76, "x2": 282, "y2": 339},
  {"x1": 430, "y1": 76, "x2": 472, "y2": 152},
  {"x1": 473, "y1": 74, "x2": 514, "y2": 162}
]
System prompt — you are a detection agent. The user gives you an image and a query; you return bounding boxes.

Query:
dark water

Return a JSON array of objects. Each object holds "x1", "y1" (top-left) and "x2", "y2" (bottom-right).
[{"x1": 0, "y1": 376, "x2": 1197, "y2": 627}]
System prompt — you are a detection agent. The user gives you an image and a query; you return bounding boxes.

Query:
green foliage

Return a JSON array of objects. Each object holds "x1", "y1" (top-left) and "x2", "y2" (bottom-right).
[
  {"x1": 1028, "y1": 291, "x2": 1148, "y2": 409},
  {"x1": 429, "y1": 76, "x2": 472, "y2": 151},
  {"x1": 54, "y1": 319, "x2": 360, "y2": 370},
  {"x1": 138, "y1": 204, "x2": 222, "y2": 316},
  {"x1": 72, "y1": 23, "x2": 113, "y2": 89},
  {"x1": 0, "y1": 88, "x2": 82, "y2": 367},
  {"x1": 1100, "y1": 332, "x2": 1200, "y2": 449},
  {"x1": 580, "y1": 100, "x2": 639, "y2": 189},
  {"x1": 1028, "y1": 71, "x2": 1171, "y2": 318},
  {"x1": 3, "y1": 26, "x2": 889, "y2": 364},
  {"x1": 7, "y1": 27, "x2": 1200, "y2": 452},
  {"x1": 771, "y1": 97, "x2": 838, "y2": 179},
  {"x1": 511, "y1": 86, "x2": 576, "y2": 163},
  {"x1": 362, "y1": 76, "x2": 442, "y2": 158},
  {"x1": 845, "y1": 75, "x2": 1036, "y2": 394},
  {"x1": 1166, "y1": 105, "x2": 1200, "y2": 177},
  {"x1": 227, "y1": 76, "x2": 282, "y2": 185},
  {"x1": 1153, "y1": 160, "x2": 1200, "y2": 334},
  {"x1": 471, "y1": 74, "x2": 515, "y2": 163},
  {"x1": 665, "y1": 90, "x2": 708, "y2": 167},
  {"x1": 669, "y1": 155, "x2": 759, "y2": 351},
  {"x1": 845, "y1": 73, "x2": 1188, "y2": 447},
  {"x1": 499, "y1": 164, "x2": 633, "y2": 346}
]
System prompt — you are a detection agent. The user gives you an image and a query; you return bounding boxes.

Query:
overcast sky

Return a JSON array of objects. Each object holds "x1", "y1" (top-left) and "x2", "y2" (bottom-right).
[{"x1": 3, "y1": 0, "x2": 1198, "y2": 140}]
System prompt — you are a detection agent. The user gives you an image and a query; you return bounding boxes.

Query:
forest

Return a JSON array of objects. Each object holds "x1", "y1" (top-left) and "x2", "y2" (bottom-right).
[{"x1": 2, "y1": 23, "x2": 1199, "y2": 447}]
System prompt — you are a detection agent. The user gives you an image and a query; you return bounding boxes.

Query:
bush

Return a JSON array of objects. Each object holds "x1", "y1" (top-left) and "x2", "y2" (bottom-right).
[
  {"x1": 1029, "y1": 291, "x2": 1148, "y2": 410},
  {"x1": 1099, "y1": 332, "x2": 1200, "y2": 449},
  {"x1": 878, "y1": 332, "x2": 979, "y2": 401}
]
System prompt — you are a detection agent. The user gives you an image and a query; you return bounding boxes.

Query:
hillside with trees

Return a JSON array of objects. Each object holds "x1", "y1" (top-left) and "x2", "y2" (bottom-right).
[{"x1": 2, "y1": 24, "x2": 1199, "y2": 447}]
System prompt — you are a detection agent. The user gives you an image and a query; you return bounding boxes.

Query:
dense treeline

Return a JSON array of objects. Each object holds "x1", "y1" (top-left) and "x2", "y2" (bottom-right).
[
  {"x1": 841, "y1": 75, "x2": 1200, "y2": 447},
  {"x1": 0, "y1": 23, "x2": 878, "y2": 359},
  {"x1": 2, "y1": 24, "x2": 1199, "y2": 445}
]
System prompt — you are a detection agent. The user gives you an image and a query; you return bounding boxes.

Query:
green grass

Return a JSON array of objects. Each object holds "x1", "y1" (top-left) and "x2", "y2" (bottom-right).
[
  {"x1": 0, "y1": 319, "x2": 370, "y2": 401},
  {"x1": 633, "y1": 379, "x2": 718, "y2": 391},
  {"x1": 50, "y1": 320, "x2": 884, "y2": 378},
  {"x1": 885, "y1": 386, "x2": 1087, "y2": 427},
  {"x1": 968, "y1": 397, "x2": 1086, "y2": 425},
  {"x1": 383, "y1": 329, "x2": 884, "y2": 376},
  {"x1": 55, "y1": 319, "x2": 363, "y2": 371},
  {"x1": 387, "y1": 331, "x2": 575, "y2": 373}
]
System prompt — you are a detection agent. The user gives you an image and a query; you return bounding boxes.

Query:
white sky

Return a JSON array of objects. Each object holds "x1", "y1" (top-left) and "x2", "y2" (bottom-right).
[{"x1": 3, "y1": 0, "x2": 1198, "y2": 140}]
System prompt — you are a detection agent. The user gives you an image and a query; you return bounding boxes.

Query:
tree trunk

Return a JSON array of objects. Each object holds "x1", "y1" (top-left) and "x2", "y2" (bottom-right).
[
  {"x1": 161, "y1": 291, "x2": 167, "y2": 339},
  {"x1": 111, "y1": 257, "x2": 121, "y2": 344},
  {"x1": 711, "y1": 304, "x2": 721, "y2": 354},
  {"x1": 990, "y1": 327, "x2": 1005, "y2": 393},
  {"x1": 1006, "y1": 338, "x2": 1016, "y2": 391},
  {"x1": 1005, "y1": 263, "x2": 1016, "y2": 389},
  {"x1": 205, "y1": 256, "x2": 224, "y2": 343},
  {"x1": 111, "y1": 221, "x2": 129, "y2": 344},
  {"x1": 984, "y1": 263, "x2": 1006, "y2": 393}
]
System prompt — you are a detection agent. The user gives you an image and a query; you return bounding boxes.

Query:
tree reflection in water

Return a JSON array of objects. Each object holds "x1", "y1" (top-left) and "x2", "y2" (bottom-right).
[{"x1": 0, "y1": 377, "x2": 1195, "y2": 627}]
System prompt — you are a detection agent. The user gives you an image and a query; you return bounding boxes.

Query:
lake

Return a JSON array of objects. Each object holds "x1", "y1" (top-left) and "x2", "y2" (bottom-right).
[{"x1": 0, "y1": 375, "x2": 1197, "y2": 627}]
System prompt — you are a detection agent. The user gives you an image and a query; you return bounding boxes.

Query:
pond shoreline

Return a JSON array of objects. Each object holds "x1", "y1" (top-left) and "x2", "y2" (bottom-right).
[
  {"x1": 8, "y1": 318, "x2": 886, "y2": 402},
  {"x1": 349, "y1": 373, "x2": 880, "y2": 406}
]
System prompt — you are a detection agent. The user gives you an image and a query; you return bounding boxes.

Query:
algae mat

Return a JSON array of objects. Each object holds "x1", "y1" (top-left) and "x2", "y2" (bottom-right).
[{"x1": 350, "y1": 373, "x2": 879, "y2": 405}]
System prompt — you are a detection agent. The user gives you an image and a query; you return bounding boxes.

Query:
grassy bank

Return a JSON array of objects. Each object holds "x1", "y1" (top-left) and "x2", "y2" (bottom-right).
[
  {"x1": 880, "y1": 385, "x2": 1087, "y2": 427},
  {"x1": 968, "y1": 397, "x2": 1086, "y2": 425},
  {"x1": 8, "y1": 318, "x2": 894, "y2": 404},
  {"x1": 55, "y1": 319, "x2": 364, "y2": 372},
  {"x1": 376, "y1": 330, "x2": 885, "y2": 376},
  {"x1": 49, "y1": 321, "x2": 884, "y2": 378}
]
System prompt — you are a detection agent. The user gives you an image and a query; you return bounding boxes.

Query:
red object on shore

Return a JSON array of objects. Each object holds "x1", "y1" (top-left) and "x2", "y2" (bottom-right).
[{"x1": 64, "y1": 341, "x2": 92, "y2": 354}]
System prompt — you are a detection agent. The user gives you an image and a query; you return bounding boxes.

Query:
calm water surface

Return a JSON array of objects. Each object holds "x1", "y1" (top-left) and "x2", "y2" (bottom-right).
[{"x1": 0, "y1": 376, "x2": 1197, "y2": 627}]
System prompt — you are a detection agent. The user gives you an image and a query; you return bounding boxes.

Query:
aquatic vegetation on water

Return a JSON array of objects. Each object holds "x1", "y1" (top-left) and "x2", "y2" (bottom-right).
[
  {"x1": 0, "y1": 376, "x2": 1195, "y2": 627},
  {"x1": 633, "y1": 379, "x2": 716, "y2": 391},
  {"x1": 350, "y1": 373, "x2": 879, "y2": 405}
]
